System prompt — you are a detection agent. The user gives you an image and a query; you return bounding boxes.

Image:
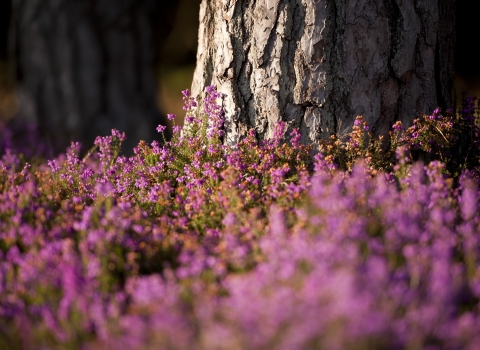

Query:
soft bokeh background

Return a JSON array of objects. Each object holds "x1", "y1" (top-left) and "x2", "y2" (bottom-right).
[
  {"x1": 155, "y1": 0, "x2": 202, "y2": 126},
  {"x1": 0, "y1": 0, "x2": 201, "y2": 126},
  {"x1": 0, "y1": 0, "x2": 477, "y2": 130},
  {"x1": 454, "y1": 1, "x2": 480, "y2": 105}
]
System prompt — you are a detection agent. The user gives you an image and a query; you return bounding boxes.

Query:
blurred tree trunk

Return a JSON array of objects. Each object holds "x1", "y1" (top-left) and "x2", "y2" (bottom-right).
[
  {"x1": 191, "y1": 0, "x2": 455, "y2": 146},
  {"x1": 10, "y1": 0, "x2": 176, "y2": 153}
]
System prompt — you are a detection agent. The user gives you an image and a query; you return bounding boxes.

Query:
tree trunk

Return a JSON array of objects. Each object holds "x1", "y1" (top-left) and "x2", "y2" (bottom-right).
[
  {"x1": 10, "y1": 0, "x2": 175, "y2": 154},
  {"x1": 191, "y1": 0, "x2": 455, "y2": 146}
]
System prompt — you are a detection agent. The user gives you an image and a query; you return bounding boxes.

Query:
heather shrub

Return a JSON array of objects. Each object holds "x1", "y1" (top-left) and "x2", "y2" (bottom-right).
[
  {"x1": 1, "y1": 86, "x2": 480, "y2": 349},
  {"x1": 319, "y1": 93, "x2": 480, "y2": 179}
]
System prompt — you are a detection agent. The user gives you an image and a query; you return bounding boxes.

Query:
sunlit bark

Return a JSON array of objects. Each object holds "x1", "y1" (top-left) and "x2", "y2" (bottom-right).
[{"x1": 192, "y1": 0, "x2": 455, "y2": 145}]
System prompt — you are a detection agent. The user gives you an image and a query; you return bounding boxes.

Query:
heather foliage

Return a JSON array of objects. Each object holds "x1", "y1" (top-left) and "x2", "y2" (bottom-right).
[
  {"x1": 1, "y1": 86, "x2": 480, "y2": 349},
  {"x1": 319, "y1": 93, "x2": 480, "y2": 179}
]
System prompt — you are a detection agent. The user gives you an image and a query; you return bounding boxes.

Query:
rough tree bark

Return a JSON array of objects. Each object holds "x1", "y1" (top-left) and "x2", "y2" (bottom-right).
[
  {"x1": 10, "y1": 0, "x2": 176, "y2": 153},
  {"x1": 191, "y1": 0, "x2": 455, "y2": 146}
]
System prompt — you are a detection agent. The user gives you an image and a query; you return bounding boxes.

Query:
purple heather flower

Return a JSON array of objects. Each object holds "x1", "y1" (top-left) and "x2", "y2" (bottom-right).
[
  {"x1": 290, "y1": 128, "x2": 301, "y2": 148},
  {"x1": 96, "y1": 181, "x2": 115, "y2": 196},
  {"x1": 222, "y1": 213, "x2": 237, "y2": 227},
  {"x1": 156, "y1": 125, "x2": 167, "y2": 133},
  {"x1": 81, "y1": 168, "x2": 94, "y2": 179},
  {"x1": 392, "y1": 122, "x2": 403, "y2": 132},
  {"x1": 47, "y1": 159, "x2": 60, "y2": 173},
  {"x1": 111, "y1": 128, "x2": 126, "y2": 141},
  {"x1": 274, "y1": 122, "x2": 286, "y2": 140},
  {"x1": 460, "y1": 177, "x2": 478, "y2": 221}
]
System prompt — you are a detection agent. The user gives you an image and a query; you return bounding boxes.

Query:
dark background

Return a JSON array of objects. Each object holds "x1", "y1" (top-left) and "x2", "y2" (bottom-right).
[
  {"x1": 455, "y1": 0, "x2": 480, "y2": 101},
  {"x1": 0, "y1": 0, "x2": 202, "y2": 125},
  {"x1": 0, "y1": 0, "x2": 477, "y2": 135}
]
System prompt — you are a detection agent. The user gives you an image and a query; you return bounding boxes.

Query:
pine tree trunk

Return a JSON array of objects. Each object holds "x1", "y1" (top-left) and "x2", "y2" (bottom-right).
[
  {"x1": 11, "y1": 0, "x2": 173, "y2": 153},
  {"x1": 191, "y1": 0, "x2": 455, "y2": 146}
]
